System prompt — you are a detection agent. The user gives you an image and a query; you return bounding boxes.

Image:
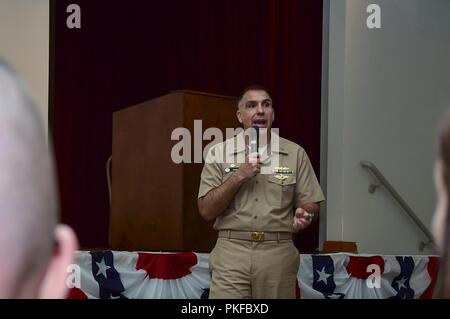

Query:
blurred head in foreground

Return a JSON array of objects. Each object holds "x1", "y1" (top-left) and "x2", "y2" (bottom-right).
[
  {"x1": 0, "y1": 60, "x2": 78, "y2": 298},
  {"x1": 433, "y1": 109, "x2": 450, "y2": 298}
]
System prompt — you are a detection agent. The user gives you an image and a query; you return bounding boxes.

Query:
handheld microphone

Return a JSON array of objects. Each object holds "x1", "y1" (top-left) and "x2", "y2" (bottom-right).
[{"x1": 250, "y1": 126, "x2": 259, "y2": 155}]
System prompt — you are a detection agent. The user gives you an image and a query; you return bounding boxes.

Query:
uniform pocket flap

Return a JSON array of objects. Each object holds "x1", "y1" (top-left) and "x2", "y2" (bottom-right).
[{"x1": 267, "y1": 175, "x2": 296, "y2": 186}]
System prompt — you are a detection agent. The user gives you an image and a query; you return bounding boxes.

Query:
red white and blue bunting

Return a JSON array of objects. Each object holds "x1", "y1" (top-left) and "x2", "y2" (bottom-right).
[{"x1": 69, "y1": 251, "x2": 439, "y2": 299}]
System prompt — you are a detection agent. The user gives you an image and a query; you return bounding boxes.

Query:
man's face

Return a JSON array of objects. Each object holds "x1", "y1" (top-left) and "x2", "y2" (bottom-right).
[{"x1": 236, "y1": 90, "x2": 274, "y2": 131}]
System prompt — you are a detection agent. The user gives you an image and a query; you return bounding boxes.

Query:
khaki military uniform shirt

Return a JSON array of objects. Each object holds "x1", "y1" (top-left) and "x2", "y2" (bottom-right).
[{"x1": 198, "y1": 132, "x2": 325, "y2": 233}]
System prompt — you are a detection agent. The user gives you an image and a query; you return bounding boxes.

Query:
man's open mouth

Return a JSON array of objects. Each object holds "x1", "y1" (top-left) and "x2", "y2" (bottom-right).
[{"x1": 252, "y1": 119, "x2": 267, "y2": 127}]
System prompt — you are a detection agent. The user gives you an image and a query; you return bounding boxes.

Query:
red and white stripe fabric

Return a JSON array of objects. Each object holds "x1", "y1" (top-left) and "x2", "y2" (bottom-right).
[{"x1": 69, "y1": 251, "x2": 439, "y2": 299}]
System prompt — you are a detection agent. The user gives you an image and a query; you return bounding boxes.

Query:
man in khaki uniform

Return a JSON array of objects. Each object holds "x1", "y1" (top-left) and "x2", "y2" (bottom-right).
[{"x1": 198, "y1": 85, "x2": 325, "y2": 299}]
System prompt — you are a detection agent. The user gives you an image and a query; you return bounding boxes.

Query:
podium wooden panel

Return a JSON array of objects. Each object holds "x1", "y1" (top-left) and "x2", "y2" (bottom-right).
[{"x1": 111, "y1": 90, "x2": 237, "y2": 252}]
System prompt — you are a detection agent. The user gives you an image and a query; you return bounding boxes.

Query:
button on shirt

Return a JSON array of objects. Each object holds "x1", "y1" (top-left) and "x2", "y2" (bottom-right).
[{"x1": 198, "y1": 132, "x2": 325, "y2": 233}]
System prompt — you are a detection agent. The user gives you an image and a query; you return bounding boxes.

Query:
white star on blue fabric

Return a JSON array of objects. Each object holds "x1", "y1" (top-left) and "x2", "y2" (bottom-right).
[
  {"x1": 96, "y1": 257, "x2": 111, "y2": 278},
  {"x1": 396, "y1": 277, "x2": 407, "y2": 290},
  {"x1": 316, "y1": 267, "x2": 332, "y2": 284}
]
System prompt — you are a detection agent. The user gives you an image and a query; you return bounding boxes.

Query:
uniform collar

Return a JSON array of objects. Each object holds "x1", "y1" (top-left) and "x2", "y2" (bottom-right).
[{"x1": 228, "y1": 131, "x2": 289, "y2": 155}]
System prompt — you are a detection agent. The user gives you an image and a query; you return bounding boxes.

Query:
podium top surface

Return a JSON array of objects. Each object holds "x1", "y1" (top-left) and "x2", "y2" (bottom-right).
[
  {"x1": 114, "y1": 89, "x2": 237, "y2": 116},
  {"x1": 170, "y1": 89, "x2": 236, "y2": 100}
]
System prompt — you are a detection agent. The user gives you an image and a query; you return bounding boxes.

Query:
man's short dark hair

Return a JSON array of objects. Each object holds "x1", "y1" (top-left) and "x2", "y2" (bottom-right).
[{"x1": 237, "y1": 85, "x2": 271, "y2": 108}]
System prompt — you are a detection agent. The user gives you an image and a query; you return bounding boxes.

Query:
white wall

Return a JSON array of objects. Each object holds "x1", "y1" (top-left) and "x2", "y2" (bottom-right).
[
  {"x1": 326, "y1": 0, "x2": 450, "y2": 254},
  {"x1": 0, "y1": 0, "x2": 49, "y2": 135}
]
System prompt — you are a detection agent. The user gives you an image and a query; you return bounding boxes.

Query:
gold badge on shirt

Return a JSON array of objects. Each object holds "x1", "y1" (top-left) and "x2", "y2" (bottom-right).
[{"x1": 272, "y1": 167, "x2": 293, "y2": 181}]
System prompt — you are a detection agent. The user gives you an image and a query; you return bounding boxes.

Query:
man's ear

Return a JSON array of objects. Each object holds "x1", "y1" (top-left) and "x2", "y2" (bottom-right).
[
  {"x1": 236, "y1": 109, "x2": 243, "y2": 123},
  {"x1": 37, "y1": 224, "x2": 78, "y2": 299}
]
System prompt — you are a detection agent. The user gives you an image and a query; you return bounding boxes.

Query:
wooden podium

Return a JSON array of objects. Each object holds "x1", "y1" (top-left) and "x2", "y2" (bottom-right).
[{"x1": 110, "y1": 90, "x2": 237, "y2": 252}]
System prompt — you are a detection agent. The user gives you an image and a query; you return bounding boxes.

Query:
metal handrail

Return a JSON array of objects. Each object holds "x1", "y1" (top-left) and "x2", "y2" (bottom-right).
[
  {"x1": 360, "y1": 160, "x2": 436, "y2": 251},
  {"x1": 106, "y1": 155, "x2": 112, "y2": 247},
  {"x1": 106, "y1": 155, "x2": 112, "y2": 205}
]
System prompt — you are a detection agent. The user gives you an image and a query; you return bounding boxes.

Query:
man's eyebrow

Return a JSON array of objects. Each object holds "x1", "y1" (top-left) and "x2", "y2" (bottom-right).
[{"x1": 246, "y1": 98, "x2": 272, "y2": 104}]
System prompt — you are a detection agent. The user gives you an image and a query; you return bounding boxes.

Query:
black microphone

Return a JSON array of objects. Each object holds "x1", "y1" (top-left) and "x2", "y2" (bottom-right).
[{"x1": 250, "y1": 126, "x2": 259, "y2": 155}]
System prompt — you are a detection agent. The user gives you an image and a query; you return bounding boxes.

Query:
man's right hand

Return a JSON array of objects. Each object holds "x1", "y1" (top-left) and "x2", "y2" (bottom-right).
[
  {"x1": 236, "y1": 152, "x2": 261, "y2": 182},
  {"x1": 198, "y1": 152, "x2": 260, "y2": 221}
]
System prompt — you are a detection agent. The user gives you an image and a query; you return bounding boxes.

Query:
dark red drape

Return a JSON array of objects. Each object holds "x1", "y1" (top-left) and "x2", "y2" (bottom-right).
[{"x1": 52, "y1": 0, "x2": 323, "y2": 251}]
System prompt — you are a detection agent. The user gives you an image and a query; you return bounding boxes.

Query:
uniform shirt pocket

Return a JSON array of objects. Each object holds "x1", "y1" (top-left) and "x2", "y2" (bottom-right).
[
  {"x1": 222, "y1": 170, "x2": 248, "y2": 210},
  {"x1": 265, "y1": 175, "x2": 296, "y2": 208}
]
